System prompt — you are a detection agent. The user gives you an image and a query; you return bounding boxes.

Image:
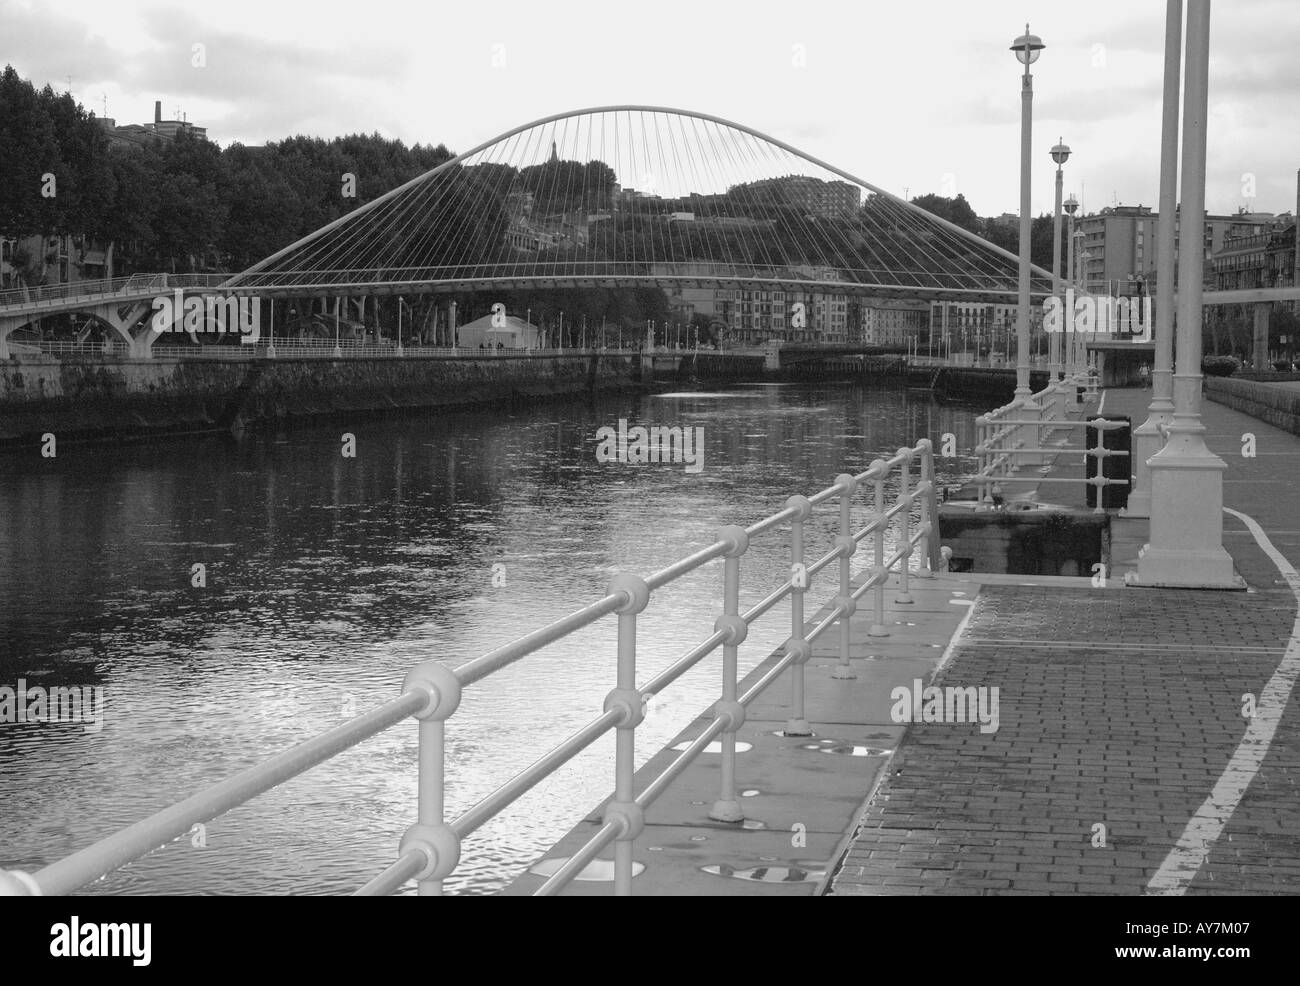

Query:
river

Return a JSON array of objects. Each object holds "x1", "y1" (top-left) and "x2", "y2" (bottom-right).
[{"x1": 0, "y1": 379, "x2": 981, "y2": 895}]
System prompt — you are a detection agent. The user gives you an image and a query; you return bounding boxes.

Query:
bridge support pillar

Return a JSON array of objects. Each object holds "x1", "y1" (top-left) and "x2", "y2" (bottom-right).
[
  {"x1": 85, "y1": 300, "x2": 155, "y2": 358},
  {"x1": 0, "y1": 315, "x2": 23, "y2": 359}
]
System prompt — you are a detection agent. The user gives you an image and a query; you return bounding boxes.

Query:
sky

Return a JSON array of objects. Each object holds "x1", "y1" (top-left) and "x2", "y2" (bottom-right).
[{"x1": 3, "y1": 0, "x2": 1297, "y2": 219}]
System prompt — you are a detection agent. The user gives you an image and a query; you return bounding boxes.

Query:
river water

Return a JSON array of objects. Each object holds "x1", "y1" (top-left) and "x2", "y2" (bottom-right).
[{"x1": 0, "y1": 380, "x2": 981, "y2": 895}]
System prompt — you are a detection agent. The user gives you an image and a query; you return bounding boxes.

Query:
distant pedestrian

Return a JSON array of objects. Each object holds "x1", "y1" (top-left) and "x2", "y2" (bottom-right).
[{"x1": 1139, "y1": 362, "x2": 1151, "y2": 388}]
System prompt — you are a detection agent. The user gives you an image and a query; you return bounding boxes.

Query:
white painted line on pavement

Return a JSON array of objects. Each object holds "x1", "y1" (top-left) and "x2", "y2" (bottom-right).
[{"x1": 1145, "y1": 507, "x2": 1300, "y2": 895}]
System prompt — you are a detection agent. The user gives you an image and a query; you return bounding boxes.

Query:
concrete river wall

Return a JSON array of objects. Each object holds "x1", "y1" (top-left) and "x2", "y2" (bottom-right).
[{"x1": 0, "y1": 352, "x2": 639, "y2": 447}]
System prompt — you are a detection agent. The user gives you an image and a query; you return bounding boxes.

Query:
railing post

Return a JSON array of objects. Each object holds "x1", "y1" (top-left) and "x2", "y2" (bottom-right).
[
  {"x1": 1091, "y1": 429, "x2": 1106, "y2": 515},
  {"x1": 896, "y1": 448, "x2": 915, "y2": 602},
  {"x1": 399, "y1": 661, "x2": 463, "y2": 896},
  {"x1": 784, "y1": 495, "x2": 814, "y2": 736},
  {"x1": 831, "y1": 474, "x2": 858, "y2": 680},
  {"x1": 709, "y1": 525, "x2": 749, "y2": 823},
  {"x1": 916, "y1": 439, "x2": 940, "y2": 578},
  {"x1": 868, "y1": 460, "x2": 890, "y2": 637},
  {"x1": 604, "y1": 572, "x2": 650, "y2": 895}
]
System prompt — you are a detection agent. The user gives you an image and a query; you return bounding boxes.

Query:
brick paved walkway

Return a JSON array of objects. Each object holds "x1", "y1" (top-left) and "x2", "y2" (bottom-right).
[{"x1": 829, "y1": 388, "x2": 1300, "y2": 896}]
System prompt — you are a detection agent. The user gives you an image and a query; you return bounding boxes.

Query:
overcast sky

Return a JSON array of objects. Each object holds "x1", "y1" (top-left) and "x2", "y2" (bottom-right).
[{"x1": 4, "y1": 0, "x2": 1297, "y2": 219}]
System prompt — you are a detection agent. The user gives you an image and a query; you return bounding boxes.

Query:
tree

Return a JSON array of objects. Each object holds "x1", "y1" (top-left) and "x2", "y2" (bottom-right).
[{"x1": 911, "y1": 193, "x2": 981, "y2": 234}]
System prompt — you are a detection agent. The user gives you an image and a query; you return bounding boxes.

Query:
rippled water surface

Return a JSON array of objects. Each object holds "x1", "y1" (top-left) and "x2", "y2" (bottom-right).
[{"x1": 0, "y1": 381, "x2": 980, "y2": 894}]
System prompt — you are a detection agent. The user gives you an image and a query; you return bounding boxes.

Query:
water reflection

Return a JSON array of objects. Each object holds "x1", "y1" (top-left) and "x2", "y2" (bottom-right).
[{"x1": 0, "y1": 381, "x2": 980, "y2": 895}]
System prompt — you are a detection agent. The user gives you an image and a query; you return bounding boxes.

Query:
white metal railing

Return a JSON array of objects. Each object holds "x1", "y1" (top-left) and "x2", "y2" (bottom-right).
[
  {"x1": 0, "y1": 273, "x2": 230, "y2": 312},
  {"x1": 0, "y1": 441, "x2": 942, "y2": 898},
  {"x1": 972, "y1": 368, "x2": 1128, "y2": 512},
  {"x1": 15, "y1": 341, "x2": 640, "y2": 361}
]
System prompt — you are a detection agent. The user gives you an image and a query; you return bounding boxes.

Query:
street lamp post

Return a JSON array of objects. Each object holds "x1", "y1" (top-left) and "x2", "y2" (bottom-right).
[
  {"x1": 1064, "y1": 195, "x2": 1079, "y2": 372},
  {"x1": 1050, "y1": 140, "x2": 1071, "y2": 381},
  {"x1": 1078, "y1": 248, "x2": 1094, "y2": 371},
  {"x1": 1009, "y1": 26, "x2": 1047, "y2": 466},
  {"x1": 1137, "y1": 0, "x2": 1236, "y2": 588},
  {"x1": 1011, "y1": 24, "x2": 1044, "y2": 405}
]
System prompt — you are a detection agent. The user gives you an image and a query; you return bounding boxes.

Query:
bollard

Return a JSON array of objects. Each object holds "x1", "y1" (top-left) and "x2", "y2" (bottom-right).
[{"x1": 709, "y1": 525, "x2": 749, "y2": 823}]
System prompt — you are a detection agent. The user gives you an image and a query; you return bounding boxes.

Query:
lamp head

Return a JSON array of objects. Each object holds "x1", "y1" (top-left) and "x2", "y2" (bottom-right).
[
  {"x1": 1011, "y1": 24, "x2": 1045, "y2": 64},
  {"x1": 1050, "y1": 140, "x2": 1071, "y2": 165},
  {"x1": 1064, "y1": 194, "x2": 1079, "y2": 216}
]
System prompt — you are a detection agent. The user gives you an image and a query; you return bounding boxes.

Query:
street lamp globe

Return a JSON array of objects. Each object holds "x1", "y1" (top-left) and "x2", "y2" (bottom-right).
[
  {"x1": 1050, "y1": 140, "x2": 1071, "y2": 166},
  {"x1": 1011, "y1": 25, "x2": 1045, "y2": 64},
  {"x1": 1064, "y1": 194, "x2": 1079, "y2": 216}
]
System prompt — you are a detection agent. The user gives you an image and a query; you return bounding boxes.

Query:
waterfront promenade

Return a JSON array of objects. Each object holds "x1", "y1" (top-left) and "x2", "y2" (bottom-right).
[{"x1": 510, "y1": 386, "x2": 1300, "y2": 895}]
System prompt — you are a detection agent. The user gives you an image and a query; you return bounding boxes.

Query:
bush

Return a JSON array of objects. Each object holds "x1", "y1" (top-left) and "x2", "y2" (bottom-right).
[{"x1": 1202, "y1": 355, "x2": 1239, "y2": 377}]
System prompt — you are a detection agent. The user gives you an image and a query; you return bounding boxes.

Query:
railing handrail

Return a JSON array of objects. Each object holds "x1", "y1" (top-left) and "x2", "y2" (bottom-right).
[{"x1": 0, "y1": 439, "x2": 941, "y2": 898}]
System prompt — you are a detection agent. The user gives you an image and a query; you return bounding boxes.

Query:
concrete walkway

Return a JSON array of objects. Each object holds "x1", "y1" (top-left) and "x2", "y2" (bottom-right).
[
  {"x1": 828, "y1": 387, "x2": 1300, "y2": 896},
  {"x1": 503, "y1": 569, "x2": 998, "y2": 895}
]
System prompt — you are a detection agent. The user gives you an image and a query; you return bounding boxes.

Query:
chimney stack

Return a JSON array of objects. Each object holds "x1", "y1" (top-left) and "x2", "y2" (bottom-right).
[{"x1": 155, "y1": 100, "x2": 162, "y2": 124}]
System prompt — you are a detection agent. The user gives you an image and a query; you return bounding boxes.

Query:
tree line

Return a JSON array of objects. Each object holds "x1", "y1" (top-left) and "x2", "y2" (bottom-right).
[{"x1": 0, "y1": 65, "x2": 454, "y2": 278}]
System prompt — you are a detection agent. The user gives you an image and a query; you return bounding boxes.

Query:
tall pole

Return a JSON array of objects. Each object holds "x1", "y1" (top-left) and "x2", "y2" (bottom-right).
[
  {"x1": 1137, "y1": 0, "x2": 1235, "y2": 588},
  {"x1": 1051, "y1": 154, "x2": 1065, "y2": 380},
  {"x1": 1126, "y1": 0, "x2": 1182, "y2": 518},
  {"x1": 1016, "y1": 45, "x2": 1033, "y2": 398},
  {"x1": 1065, "y1": 217, "x2": 1076, "y2": 370}
]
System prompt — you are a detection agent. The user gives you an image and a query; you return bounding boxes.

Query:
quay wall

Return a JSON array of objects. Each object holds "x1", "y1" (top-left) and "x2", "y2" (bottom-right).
[
  {"x1": 1205, "y1": 376, "x2": 1300, "y2": 437},
  {"x1": 0, "y1": 352, "x2": 638, "y2": 447},
  {"x1": 903, "y1": 365, "x2": 1052, "y2": 404}
]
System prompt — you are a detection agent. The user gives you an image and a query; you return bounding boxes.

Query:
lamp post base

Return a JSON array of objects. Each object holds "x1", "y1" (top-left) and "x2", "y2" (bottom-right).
[
  {"x1": 1016, "y1": 395, "x2": 1043, "y2": 466},
  {"x1": 1133, "y1": 424, "x2": 1236, "y2": 587}
]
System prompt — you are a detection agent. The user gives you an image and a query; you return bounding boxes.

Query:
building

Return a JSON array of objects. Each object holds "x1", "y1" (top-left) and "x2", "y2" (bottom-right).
[
  {"x1": 97, "y1": 100, "x2": 207, "y2": 147},
  {"x1": 1209, "y1": 221, "x2": 1297, "y2": 295},
  {"x1": 861, "y1": 300, "x2": 927, "y2": 346},
  {"x1": 732, "y1": 175, "x2": 861, "y2": 219},
  {"x1": 1074, "y1": 204, "x2": 1276, "y2": 294},
  {"x1": 455, "y1": 313, "x2": 540, "y2": 349},
  {"x1": 0, "y1": 233, "x2": 113, "y2": 290},
  {"x1": 928, "y1": 301, "x2": 1025, "y2": 357},
  {"x1": 657, "y1": 264, "x2": 859, "y2": 346}
]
